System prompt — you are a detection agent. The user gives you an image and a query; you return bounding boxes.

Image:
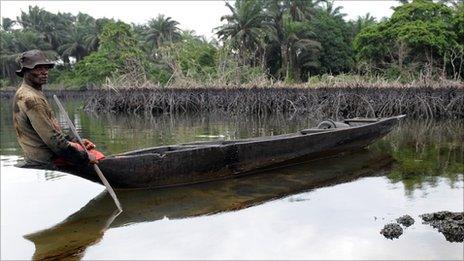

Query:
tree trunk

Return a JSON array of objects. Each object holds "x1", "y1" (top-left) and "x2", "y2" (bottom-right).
[{"x1": 281, "y1": 44, "x2": 289, "y2": 81}]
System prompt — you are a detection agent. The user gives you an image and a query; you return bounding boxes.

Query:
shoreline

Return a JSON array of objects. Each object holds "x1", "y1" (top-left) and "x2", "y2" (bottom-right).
[{"x1": 1, "y1": 86, "x2": 463, "y2": 119}]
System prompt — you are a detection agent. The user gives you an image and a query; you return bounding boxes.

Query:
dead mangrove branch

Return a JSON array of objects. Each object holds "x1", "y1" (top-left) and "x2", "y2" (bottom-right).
[{"x1": 84, "y1": 87, "x2": 463, "y2": 119}]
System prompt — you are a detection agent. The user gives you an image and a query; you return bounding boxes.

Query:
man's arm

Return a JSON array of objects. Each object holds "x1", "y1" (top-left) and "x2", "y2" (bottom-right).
[
  {"x1": 24, "y1": 102, "x2": 89, "y2": 165},
  {"x1": 63, "y1": 127, "x2": 95, "y2": 150}
]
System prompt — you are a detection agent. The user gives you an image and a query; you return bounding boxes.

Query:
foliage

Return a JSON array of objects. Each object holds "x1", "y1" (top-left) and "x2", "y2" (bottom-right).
[
  {"x1": 144, "y1": 14, "x2": 181, "y2": 51},
  {"x1": 216, "y1": 0, "x2": 272, "y2": 64},
  {"x1": 1, "y1": 2, "x2": 463, "y2": 87},
  {"x1": 385, "y1": 140, "x2": 463, "y2": 196},
  {"x1": 310, "y1": 9, "x2": 353, "y2": 75},
  {"x1": 67, "y1": 21, "x2": 148, "y2": 88},
  {"x1": 263, "y1": 0, "x2": 322, "y2": 81},
  {"x1": 353, "y1": 0, "x2": 463, "y2": 79},
  {"x1": 1, "y1": 18, "x2": 15, "y2": 31},
  {"x1": 0, "y1": 29, "x2": 56, "y2": 83},
  {"x1": 347, "y1": 13, "x2": 377, "y2": 41},
  {"x1": 159, "y1": 32, "x2": 217, "y2": 81},
  {"x1": 454, "y1": 2, "x2": 464, "y2": 43}
]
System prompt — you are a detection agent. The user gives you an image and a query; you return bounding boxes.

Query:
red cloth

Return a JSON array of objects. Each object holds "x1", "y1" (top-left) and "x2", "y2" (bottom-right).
[{"x1": 53, "y1": 143, "x2": 105, "y2": 167}]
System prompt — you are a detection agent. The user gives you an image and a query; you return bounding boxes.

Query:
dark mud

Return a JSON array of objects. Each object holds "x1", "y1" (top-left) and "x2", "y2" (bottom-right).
[
  {"x1": 381, "y1": 212, "x2": 464, "y2": 242},
  {"x1": 396, "y1": 215, "x2": 415, "y2": 227},
  {"x1": 380, "y1": 215, "x2": 414, "y2": 239},
  {"x1": 380, "y1": 223, "x2": 403, "y2": 239},
  {"x1": 420, "y1": 211, "x2": 464, "y2": 243}
]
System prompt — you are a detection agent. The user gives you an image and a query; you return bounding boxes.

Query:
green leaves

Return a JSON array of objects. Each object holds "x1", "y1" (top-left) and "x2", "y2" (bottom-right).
[
  {"x1": 71, "y1": 21, "x2": 147, "y2": 87},
  {"x1": 173, "y1": 33, "x2": 217, "y2": 77},
  {"x1": 144, "y1": 14, "x2": 181, "y2": 50},
  {"x1": 353, "y1": 0, "x2": 463, "y2": 79},
  {"x1": 0, "y1": 29, "x2": 56, "y2": 83},
  {"x1": 312, "y1": 9, "x2": 353, "y2": 74},
  {"x1": 216, "y1": 0, "x2": 271, "y2": 62}
]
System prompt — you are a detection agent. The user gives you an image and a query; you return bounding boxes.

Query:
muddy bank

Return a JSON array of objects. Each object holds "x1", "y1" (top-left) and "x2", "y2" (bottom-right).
[
  {"x1": 2, "y1": 87, "x2": 463, "y2": 119},
  {"x1": 83, "y1": 87, "x2": 463, "y2": 119},
  {"x1": 421, "y1": 211, "x2": 464, "y2": 243},
  {"x1": 380, "y1": 212, "x2": 464, "y2": 242}
]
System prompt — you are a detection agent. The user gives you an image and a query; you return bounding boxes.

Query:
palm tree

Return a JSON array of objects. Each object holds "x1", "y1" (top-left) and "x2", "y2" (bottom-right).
[
  {"x1": 145, "y1": 14, "x2": 181, "y2": 50},
  {"x1": 284, "y1": 0, "x2": 326, "y2": 21},
  {"x1": 216, "y1": 0, "x2": 273, "y2": 65},
  {"x1": 265, "y1": 0, "x2": 322, "y2": 81},
  {"x1": 17, "y1": 6, "x2": 75, "y2": 64},
  {"x1": 82, "y1": 17, "x2": 113, "y2": 53},
  {"x1": 323, "y1": 0, "x2": 347, "y2": 19},
  {"x1": 280, "y1": 14, "x2": 321, "y2": 81},
  {"x1": 73, "y1": 13, "x2": 101, "y2": 53},
  {"x1": 18, "y1": 6, "x2": 63, "y2": 50},
  {"x1": 350, "y1": 13, "x2": 377, "y2": 37},
  {"x1": 58, "y1": 26, "x2": 88, "y2": 63},
  {"x1": 1, "y1": 18, "x2": 15, "y2": 32},
  {"x1": 0, "y1": 30, "x2": 56, "y2": 82}
]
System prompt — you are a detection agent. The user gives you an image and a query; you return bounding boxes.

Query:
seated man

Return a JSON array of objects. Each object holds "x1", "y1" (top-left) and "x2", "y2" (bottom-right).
[{"x1": 13, "y1": 50, "x2": 98, "y2": 168}]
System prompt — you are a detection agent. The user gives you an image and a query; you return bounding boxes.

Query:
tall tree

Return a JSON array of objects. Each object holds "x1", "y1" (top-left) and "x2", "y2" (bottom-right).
[
  {"x1": 1, "y1": 18, "x2": 15, "y2": 32},
  {"x1": 322, "y1": 0, "x2": 346, "y2": 19},
  {"x1": 310, "y1": 8, "x2": 353, "y2": 75},
  {"x1": 216, "y1": 0, "x2": 273, "y2": 65},
  {"x1": 349, "y1": 13, "x2": 377, "y2": 38},
  {"x1": 145, "y1": 14, "x2": 181, "y2": 50},
  {"x1": 354, "y1": 0, "x2": 459, "y2": 77},
  {"x1": 58, "y1": 26, "x2": 88, "y2": 62},
  {"x1": 265, "y1": 0, "x2": 322, "y2": 81},
  {"x1": 18, "y1": 6, "x2": 73, "y2": 51},
  {"x1": 72, "y1": 21, "x2": 149, "y2": 86},
  {"x1": 0, "y1": 30, "x2": 56, "y2": 83}
]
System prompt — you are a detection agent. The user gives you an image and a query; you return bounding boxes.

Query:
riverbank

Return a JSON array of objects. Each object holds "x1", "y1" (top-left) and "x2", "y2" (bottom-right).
[
  {"x1": 1, "y1": 85, "x2": 463, "y2": 119},
  {"x1": 83, "y1": 87, "x2": 463, "y2": 119}
]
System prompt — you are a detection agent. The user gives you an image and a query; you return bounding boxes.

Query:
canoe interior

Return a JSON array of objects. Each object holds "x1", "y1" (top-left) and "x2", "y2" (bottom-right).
[
  {"x1": 113, "y1": 117, "x2": 381, "y2": 158},
  {"x1": 56, "y1": 115, "x2": 403, "y2": 189}
]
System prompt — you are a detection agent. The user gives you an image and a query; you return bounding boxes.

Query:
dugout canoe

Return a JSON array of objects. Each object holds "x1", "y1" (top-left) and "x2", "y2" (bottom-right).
[
  {"x1": 25, "y1": 149, "x2": 394, "y2": 260},
  {"x1": 62, "y1": 115, "x2": 405, "y2": 189}
]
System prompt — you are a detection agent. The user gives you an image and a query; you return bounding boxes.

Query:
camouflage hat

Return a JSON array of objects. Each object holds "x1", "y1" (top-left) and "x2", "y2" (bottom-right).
[{"x1": 16, "y1": 50, "x2": 55, "y2": 77}]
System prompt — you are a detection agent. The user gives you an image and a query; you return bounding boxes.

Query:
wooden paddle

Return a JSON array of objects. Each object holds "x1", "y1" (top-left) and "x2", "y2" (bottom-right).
[{"x1": 53, "y1": 95, "x2": 123, "y2": 212}]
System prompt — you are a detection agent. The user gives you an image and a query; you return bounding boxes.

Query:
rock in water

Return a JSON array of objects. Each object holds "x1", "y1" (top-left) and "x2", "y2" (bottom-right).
[
  {"x1": 396, "y1": 215, "x2": 415, "y2": 227},
  {"x1": 380, "y1": 223, "x2": 403, "y2": 239},
  {"x1": 420, "y1": 211, "x2": 464, "y2": 243}
]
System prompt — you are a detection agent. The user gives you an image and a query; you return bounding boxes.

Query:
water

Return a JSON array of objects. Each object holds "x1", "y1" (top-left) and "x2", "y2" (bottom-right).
[{"x1": 1, "y1": 100, "x2": 463, "y2": 260}]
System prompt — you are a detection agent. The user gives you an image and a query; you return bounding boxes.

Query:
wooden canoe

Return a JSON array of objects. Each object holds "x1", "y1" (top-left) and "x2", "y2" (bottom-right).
[
  {"x1": 62, "y1": 115, "x2": 405, "y2": 189},
  {"x1": 25, "y1": 149, "x2": 394, "y2": 260}
]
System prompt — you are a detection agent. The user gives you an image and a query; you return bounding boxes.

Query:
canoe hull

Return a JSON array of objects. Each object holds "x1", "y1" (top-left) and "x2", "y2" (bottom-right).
[{"x1": 64, "y1": 116, "x2": 403, "y2": 188}]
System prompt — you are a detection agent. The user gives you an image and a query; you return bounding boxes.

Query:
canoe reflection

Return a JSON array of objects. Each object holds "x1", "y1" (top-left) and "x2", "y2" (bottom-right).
[{"x1": 24, "y1": 149, "x2": 393, "y2": 260}]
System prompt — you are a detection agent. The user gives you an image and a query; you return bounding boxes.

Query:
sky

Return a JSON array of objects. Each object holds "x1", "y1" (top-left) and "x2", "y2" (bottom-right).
[{"x1": 0, "y1": 1, "x2": 400, "y2": 40}]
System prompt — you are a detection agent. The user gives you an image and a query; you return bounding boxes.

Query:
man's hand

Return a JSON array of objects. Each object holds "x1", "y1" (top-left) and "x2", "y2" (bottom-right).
[
  {"x1": 88, "y1": 153, "x2": 99, "y2": 164},
  {"x1": 82, "y1": 139, "x2": 96, "y2": 150},
  {"x1": 69, "y1": 141, "x2": 81, "y2": 151},
  {"x1": 69, "y1": 141, "x2": 99, "y2": 164}
]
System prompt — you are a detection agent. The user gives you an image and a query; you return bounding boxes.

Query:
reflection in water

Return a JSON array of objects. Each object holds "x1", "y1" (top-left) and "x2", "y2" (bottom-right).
[
  {"x1": 1, "y1": 100, "x2": 463, "y2": 259},
  {"x1": 2, "y1": 100, "x2": 461, "y2": 192},
  {"x1": 377, "y1": 120, "x2": 464, "y2": 196},
  {"x1": 25, "y1": 149, "x2": 393, "y2": 260},
  {"x1": 1, "y1": 100, "x2": 317, "y2": 156}
]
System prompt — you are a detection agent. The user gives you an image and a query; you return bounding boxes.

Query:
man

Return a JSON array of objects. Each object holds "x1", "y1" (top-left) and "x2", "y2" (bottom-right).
[{"x1": 13, "y1": 49, "x2": 98, "y2": 168}]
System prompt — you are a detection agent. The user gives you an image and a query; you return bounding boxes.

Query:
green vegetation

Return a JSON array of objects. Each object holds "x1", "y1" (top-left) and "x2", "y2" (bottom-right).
[
  {"x1": 1, "y1": 0, "x2": 463, "y2": 89},
  {"x1": 354, "y1": 0, "x2": 464, "y2": 80},
  {"x1": 377, "y1": 120, "x2": 464, "y2": 196}
]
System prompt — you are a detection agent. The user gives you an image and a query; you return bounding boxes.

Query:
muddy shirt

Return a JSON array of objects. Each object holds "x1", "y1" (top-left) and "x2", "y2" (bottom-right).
[{"x1": 12, "y1": 82, "x2": 88, "y2": 166}]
